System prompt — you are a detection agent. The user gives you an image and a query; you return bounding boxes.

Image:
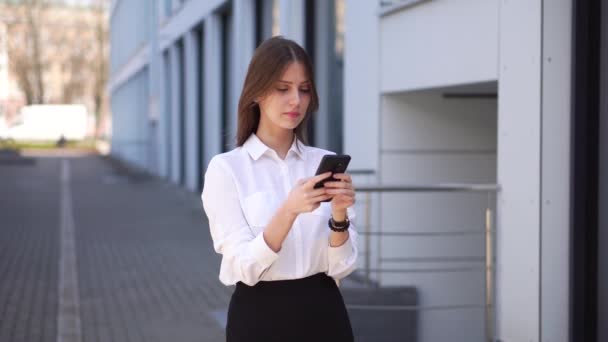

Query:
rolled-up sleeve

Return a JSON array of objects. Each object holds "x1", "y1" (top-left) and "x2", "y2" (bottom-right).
[
  {"x1": 201, "y1": 157, "x2": 279, "y2": 286},
  {"x1": 327, "y1": 206, "x2": 359, "y2": 280}
]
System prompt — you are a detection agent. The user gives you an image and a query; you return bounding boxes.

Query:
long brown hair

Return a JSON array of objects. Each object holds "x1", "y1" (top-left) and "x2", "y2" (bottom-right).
[{"x1": 236, "y1": 36, "x2": 319, "y2": 147}]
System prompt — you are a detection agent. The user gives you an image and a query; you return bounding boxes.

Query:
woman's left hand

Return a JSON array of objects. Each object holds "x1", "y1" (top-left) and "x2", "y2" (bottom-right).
[{"x1": 323, "y1": 173, "x2": 356, "y2": 212}]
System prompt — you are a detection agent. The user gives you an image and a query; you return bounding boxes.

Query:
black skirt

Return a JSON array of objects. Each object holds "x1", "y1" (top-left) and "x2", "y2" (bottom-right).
[{"x1": 226, "y1": 272, "x2": 354, "y2": 342}]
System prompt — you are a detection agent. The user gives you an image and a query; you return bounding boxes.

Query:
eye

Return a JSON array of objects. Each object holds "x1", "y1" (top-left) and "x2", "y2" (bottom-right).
[
  {"x1": 277, "y1": 88, "x2": 288, "y2": 92},
  {"x1": 300, "y1": 88, "x2": 310, "y2": 93}
]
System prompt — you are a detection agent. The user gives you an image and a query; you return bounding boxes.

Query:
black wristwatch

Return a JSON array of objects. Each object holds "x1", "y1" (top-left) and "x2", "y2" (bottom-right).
[{"x1": 328, "y1": 215, "x2": 350, "y2": 232}]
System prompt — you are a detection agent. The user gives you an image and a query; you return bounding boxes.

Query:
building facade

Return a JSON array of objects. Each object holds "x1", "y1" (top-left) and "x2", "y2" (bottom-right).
[
  {"x1": 109, "y1": 0, "x2": 607, "y2": 341},
  {"x1": 109, "y1": 0, "x2": 345, "y2": 189}
]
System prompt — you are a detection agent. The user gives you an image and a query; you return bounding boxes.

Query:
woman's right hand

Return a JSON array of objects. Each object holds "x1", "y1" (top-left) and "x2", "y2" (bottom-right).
[
  {"x1": 263, "y1": 172, "x2": 334, "y2": 253},
  {"x1": 284, "y1": 171, "x2": 334, "y2": 215}
]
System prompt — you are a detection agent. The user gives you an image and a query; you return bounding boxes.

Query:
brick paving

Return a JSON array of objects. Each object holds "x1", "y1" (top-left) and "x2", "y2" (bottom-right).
[
  {"x1": 1, "y1": 152, "x2": 230, "y2": 342},
  {"x1": 0, "y1": 155, "x2": 60, "y2": 342}
]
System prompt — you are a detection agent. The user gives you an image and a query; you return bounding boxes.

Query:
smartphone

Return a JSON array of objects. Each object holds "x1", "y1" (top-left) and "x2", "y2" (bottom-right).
[{"x1": 313, "y1": 154, "x2": 351, "y2": 202}]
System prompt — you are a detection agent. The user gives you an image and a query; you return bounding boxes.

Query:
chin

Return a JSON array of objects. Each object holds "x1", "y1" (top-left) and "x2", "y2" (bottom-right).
[
  {"x1": 281, "y1": 121, "x2": 302, "y2": 130},
  {"x1": 287, "y1": 123, "x2": 300, "y2": 129}
]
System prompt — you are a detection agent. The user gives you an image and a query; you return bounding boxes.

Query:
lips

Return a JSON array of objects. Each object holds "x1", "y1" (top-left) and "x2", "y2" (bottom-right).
[{"x1": 284, "y1": 112, "x2": 300, "y2": 119}]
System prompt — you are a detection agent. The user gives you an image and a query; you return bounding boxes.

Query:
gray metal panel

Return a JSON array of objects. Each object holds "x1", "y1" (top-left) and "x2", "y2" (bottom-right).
[
  {"x1": 224, "y1": 10, "x2": 234, "y2": 150},
  {"x1": 279, "y1": 0, "x2": 305, "y2": 46},
  {"x1": 343, "y1": 0, "x2": 380, "y2": 171},
  {"x1": 203, "y1": 14, "x2": 223, "y2": 167},
  {"x1": 148, "y1": 0, "x2": 162, "y2": 177},
  {"x1": 110, "y1": 0, "x2": 151, "y2": 74},
  {"x1": 159, "y1": 51, "x2": 172, "y2": 179},
  {"x1": 184, "y1": 30, "x2": 200, "y2": 192},
  {"x1": 169, "y1": 44, "x2": 182, "y2": 184},
  {"x1": 313, "y1": 0, "x2": 334, "y2": 150},
  {"x1": 496, "y1": 0, "x2": 543, "y2": 340},
  {"x1": 158, "y1": 0, "x2": 225, "y2": 51},
  {"x1": 540, "y1": 0, "x2": 572, "y2": 341},
  {"x1": 230, "y1": 0, "x2": 256, "y2": 150}
]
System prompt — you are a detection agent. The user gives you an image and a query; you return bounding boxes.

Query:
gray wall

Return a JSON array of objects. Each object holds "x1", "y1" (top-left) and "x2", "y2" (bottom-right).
[
  {"x1": 110, "y1": 69, "x2": 150, "y2": 170},
  {"x1": 379, "y1": 89, "x2": 497, "y2": 342},
  {"x1": 110, "y1": 0, "x2": 151, "y2": 74},
  {"x1": 496, "y1": 1, "x2": 573, "y2": 340},
  {"x1": 540, "y1": 0, "x2": 572, "y2": 340},
  {"x1": 343, "y1": 0, "x2": 379, "y2": 171},
  {"x1": 378, "y1": 0, "x2": 498, "y2": 93},
  {"x1": 496, "y1": 1, "x2": 543, "y2": 340}
]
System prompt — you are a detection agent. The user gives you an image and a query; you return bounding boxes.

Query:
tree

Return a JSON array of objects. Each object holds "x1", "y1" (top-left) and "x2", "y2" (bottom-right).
[
  {"x1": 92, "y1": 0, "x2": 108, "y2": 138},
  {"x1": 2, "y1": 0, "x2": 110, "y2": 137},
  {"x1": 5, "y1": 0, "x2": 47, "y2": 105}
]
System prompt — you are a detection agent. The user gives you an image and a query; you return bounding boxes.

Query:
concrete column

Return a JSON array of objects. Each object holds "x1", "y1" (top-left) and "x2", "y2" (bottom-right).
[
  {"x1": 149, "y1": 0, "x2": 162, "y2": 177},
  {"x1": 496, "y1": 1, "x2": 542, "y2": 340},
  {"x1": 203, "y1": 14, "x2": 223, "y2": 170},
  {"x1": 278, "y1": 0, "x2": 305, "y2": 46},
  {"x1": 230, "y1": 0, "x2": 256, "y2": 149},
  {"x1": 540, "y1": 1, "x2": 573, "y2": 341},
  {"x1": 184, "y1": 29, "x2": 200, "y2": 192},
  {"x1": 313, "y1": 0, "x2": 332, "y2": 149},
  {"x1": 158, "y1": 51, "x2": 171, "y2": 179},
  {"x1": 343, "y1": 0, "x2": 379, "y2": 171},
  {"x1": 171, "y1": 0, "x2": 180, "y2": 13},
  {"x1": 169, "y1": 44, "x2": 181, "y2": 184},
  {"x1": 156, "y1": 0, "x2": 165, "y2": 23},
  {"x1": 498, "y1": 1, "x2": 575, "y2": 340}
]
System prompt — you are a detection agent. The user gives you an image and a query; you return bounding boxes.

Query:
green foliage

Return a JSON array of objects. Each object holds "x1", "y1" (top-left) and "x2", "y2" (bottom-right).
[{"x1": 0, "y1": 138, "x2": 98, "y2": 150}]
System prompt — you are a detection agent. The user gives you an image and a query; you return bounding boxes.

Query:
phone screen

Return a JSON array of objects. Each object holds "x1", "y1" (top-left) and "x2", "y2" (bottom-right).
[{"x1": 313, "y1": 154, "x2": 351, "y2": 190}]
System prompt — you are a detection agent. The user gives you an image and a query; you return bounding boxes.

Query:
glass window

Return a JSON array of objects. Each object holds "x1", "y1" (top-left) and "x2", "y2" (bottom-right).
[
  {"x1": 255, "y1": 0, "x2": 279, "y2": 46},
  {"x1": 178, "y1": 39, "x2": 186, "y2": 185},
  {"x1": 221, "y1": 9, "x2": 232, "y2": 152}
]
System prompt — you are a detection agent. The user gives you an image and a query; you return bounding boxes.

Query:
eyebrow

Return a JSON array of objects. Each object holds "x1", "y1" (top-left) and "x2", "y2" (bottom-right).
[{"x1": 277, "y1": 80, "x2": 310, "y2": 85}]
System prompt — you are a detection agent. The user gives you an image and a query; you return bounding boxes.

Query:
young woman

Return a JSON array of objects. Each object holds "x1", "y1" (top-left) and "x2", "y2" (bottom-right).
[{"x1": 201, "y1": 36, "x2": 357, "y2": 342}]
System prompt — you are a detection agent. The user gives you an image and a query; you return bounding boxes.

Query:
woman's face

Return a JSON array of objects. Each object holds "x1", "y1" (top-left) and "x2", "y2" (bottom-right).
[{"x1": 256, "y1": 62, "x2": 311, "y2": 134}]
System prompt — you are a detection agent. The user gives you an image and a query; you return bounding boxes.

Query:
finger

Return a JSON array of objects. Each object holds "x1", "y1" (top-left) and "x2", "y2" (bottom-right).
[
  {"x1": 323, "y1": 181, "x2": 348, "y2": 189},
  {"x1": 306, "y1": 188, "x2": 329, "y2": 198},
  {"x1": 333, "y1": 173, "x2": 352, "y2": 183},
  {"x1": 306, "y1": 171, "x2": 333, "y2": 188},
  {"x1": 326, "y1": 188, "x2": 355, "y2": 197},
  {"x1": 326, "y1": 187, "x2": 354, "y2": 194},
  {"x1": 310, "y1": 193, "x2": 333, "y2": 203}
]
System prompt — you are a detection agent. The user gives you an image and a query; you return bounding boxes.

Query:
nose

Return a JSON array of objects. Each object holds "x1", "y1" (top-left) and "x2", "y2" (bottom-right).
[{"x1": 289, "y1": 89, "x2": 300, "y2": 106}]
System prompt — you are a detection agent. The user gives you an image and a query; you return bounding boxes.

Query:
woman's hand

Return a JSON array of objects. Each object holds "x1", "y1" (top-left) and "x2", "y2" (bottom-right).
[
  {"x1": 324, "y1": 173, "x2": 356, "y2": 215},
  {"x1": 283, "y1": 171, "x2": 334, "y2": 215}
]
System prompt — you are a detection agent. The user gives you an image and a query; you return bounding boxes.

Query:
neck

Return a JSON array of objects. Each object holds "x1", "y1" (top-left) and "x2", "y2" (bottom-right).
[{"x1": 255, "y1": 128, "x2": 294, "y2": 160}]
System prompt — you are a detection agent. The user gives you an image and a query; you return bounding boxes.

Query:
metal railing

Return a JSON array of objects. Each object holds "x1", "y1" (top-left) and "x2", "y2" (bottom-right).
[
  {"x1": 352, "y1": 183, "x2": 499, "y2": 342},
  {"x1": 378, "y1": 0, "x2": 431, "y2": 17}
]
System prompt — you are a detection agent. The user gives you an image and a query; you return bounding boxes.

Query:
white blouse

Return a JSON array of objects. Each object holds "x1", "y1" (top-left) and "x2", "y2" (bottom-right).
[{"x1": 201, "y1": 133, "x2": 358, "y2": 286}]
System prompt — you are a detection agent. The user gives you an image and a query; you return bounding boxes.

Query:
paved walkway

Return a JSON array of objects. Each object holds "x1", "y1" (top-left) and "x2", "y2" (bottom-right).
[{"x1": 1, "y1": 151, "x2": 229, "y2": 342}]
